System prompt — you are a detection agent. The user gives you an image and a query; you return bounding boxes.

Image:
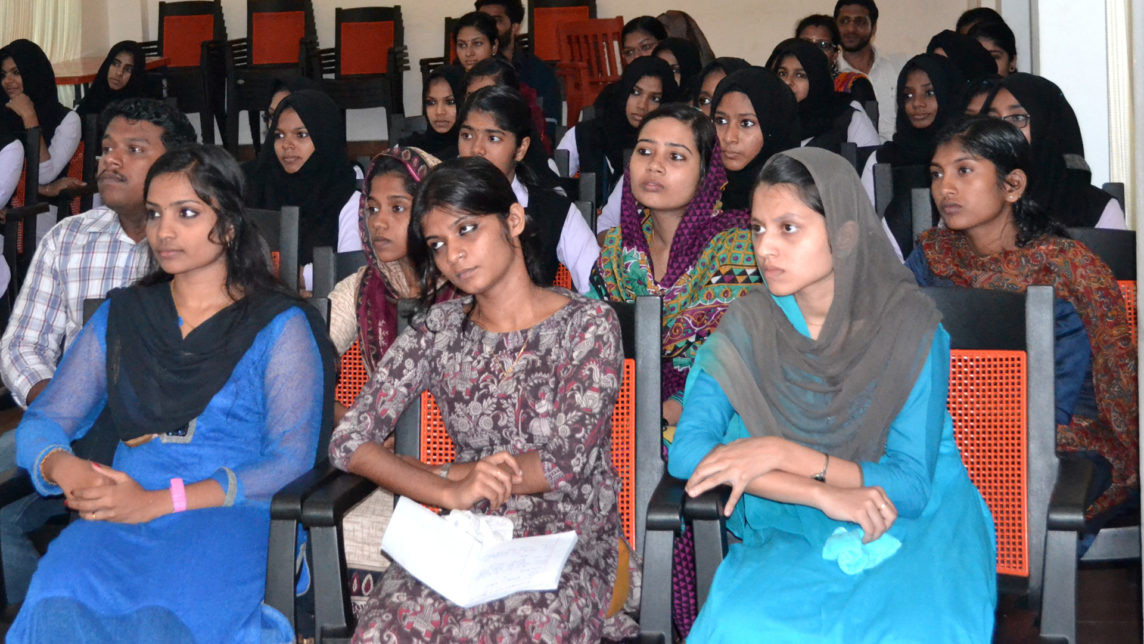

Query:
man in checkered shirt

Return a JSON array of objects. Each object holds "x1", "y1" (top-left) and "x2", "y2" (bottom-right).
[
  {"x1": 0, "y1": 97, "x2": 195, "y2": 607},
  {"x1": 1, "y1": 98, "x2": 195, "y2": 409}
]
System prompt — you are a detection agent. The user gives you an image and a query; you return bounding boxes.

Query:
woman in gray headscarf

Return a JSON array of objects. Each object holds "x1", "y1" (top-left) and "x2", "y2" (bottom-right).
[{"x1": 668, "y1": 147, "x2": 996, "y2": 641}]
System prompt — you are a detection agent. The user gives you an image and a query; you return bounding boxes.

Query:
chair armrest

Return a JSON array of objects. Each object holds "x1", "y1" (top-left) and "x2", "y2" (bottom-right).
[
  {"x1": 0, "y1": 467, "x2": 34, "y2": 508},
  {"x1": 300, "y1": 470, "x2": 376, "y2": 527},
  {"x1": 646, "y1": 473, "x2": 686, "y2": 533},
  {"x1": 1048, "y1": 456, "x2": 1094, "y2": 532},
  {"x1": 682, "y1": 485, "x2": 731, "y2": 521},
  {"x1": 4, "y1": 202, "x2": 50, "y2": 221},
  {"x1": 269, "y1": 462, "x2": 341, "y2": 521}
]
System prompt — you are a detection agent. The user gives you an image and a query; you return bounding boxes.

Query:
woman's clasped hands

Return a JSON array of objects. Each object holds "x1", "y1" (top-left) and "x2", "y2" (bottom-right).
[
  {"x1": 46, "y1": 452, "x2": 169, "y2": 524},
  {"x1": 683, "y1": 436, "x2": 898, "y2": 543}
]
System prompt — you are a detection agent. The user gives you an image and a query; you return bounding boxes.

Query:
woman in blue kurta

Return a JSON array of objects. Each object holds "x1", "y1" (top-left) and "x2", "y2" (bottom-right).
[
  {"x1": 669, "y1": 147, "x2": 996, "y2": 642},
  {"x1": 9, "y1": 145, "x2": 335, "y2": 643}
]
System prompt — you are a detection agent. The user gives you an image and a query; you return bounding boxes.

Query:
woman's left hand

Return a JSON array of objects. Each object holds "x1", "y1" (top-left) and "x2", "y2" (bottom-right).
[
  {"x1": 66, "y1": 463, "x2": 169, "y2": 524},
  {"x1": 685, "y1": 436, "x2": 790, "y2": 516}
]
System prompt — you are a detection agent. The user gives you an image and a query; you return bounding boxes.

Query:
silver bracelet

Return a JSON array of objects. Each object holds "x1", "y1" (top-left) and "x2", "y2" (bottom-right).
[
  {"x1": 813, "y1": 453, "x2": 829, "y2": 483},
  {"x1": 438, "y1": 463, "x2": 452, "y2": 479}
]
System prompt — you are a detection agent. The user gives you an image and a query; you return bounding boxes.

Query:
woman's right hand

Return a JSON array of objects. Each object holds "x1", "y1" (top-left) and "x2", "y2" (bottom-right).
[
  {"x1": 5, "y1": 94, "x2": 36, "y2": 125},
  {"x1": 816, "y1": 485, "x2": 897, "y2": 543},
  {"x1": 42, "y1": 451, "x2": 113, "y2": 500},
  {"x1": 443, "y1": 451, "x2": 523, "y2": 511}
]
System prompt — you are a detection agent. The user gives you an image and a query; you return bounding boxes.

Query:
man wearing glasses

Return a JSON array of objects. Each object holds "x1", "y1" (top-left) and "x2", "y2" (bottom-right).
[{"x1": 834, "y1": 0, "x2": 903, "y2": 142}]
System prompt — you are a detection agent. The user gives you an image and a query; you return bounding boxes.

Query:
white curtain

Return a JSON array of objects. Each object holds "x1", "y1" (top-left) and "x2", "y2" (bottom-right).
[{"x1": 0, "y1": 0, "x2": 83, "y2": 105}]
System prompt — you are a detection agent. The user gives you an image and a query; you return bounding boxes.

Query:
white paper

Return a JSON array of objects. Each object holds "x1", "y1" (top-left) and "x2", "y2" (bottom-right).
[{"x1": 381, "y1": 496, "x2": 578, "y2": 608}]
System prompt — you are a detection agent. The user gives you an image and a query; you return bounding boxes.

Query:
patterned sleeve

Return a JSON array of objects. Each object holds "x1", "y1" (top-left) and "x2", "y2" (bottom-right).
[
  {"x1": 329, "y1": 321, "x2": 431, "y2": 469},
  {"x1": 538, "y1": 302, "x2": 623, "y2": 494}
]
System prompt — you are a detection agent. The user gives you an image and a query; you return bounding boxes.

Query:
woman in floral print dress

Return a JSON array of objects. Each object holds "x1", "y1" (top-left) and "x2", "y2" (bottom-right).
[{"x1": 329, "y1": 157, "x2": 638, "y2": 643}]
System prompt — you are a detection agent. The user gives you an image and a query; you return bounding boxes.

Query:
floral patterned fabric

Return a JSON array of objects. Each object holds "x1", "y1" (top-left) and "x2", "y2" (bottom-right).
[
  {"x1": 591, "y1": 214, "x2": 760, "y2": 405},
  {"x1": 915, "y1": 228, "x2": 1138, "y2": 517},
  {"x1": 330, "y1": 292, "x2": 638, "y2": 643}
]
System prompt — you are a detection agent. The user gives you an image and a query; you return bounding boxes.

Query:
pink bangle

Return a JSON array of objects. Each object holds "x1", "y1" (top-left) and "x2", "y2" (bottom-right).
[{"x1": 169, "y1": 478, "x2": 187, "y2": 513}]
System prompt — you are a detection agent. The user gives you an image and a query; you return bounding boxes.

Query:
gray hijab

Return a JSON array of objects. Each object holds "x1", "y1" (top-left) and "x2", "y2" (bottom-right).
[{"x1": 698, "y1": 147, "x2": 940, "y2": 462}]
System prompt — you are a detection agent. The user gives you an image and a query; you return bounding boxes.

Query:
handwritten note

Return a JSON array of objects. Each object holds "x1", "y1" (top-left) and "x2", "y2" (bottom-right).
[{"x1": 381, "y1": 496, "x2": 578, "y2": 608}]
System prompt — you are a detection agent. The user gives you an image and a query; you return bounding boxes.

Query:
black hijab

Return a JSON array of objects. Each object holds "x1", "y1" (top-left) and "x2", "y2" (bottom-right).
[
  {"x1": 711, "y1": 67, "x2": 800, "y2": 212},
  {"x1": 76, "y1": 41, "x2": 148, "y2": 116},
  {"x1": 984, "y1": 73, "x2": 1109, "y2": 227},
  {"x1": 653, "y1": 38, "x2": 702, "y2": 101},
  {"x1": 104, "y1": 284, "x2": 336, "y2": 445},
  {"x1": 576, "y1": 56, "x2": 678, "y2": 195},
  {"x1": 926, "y1": 30, "x2": 995, "y2": 85},
  {"x1": 0, "y1": 39, "x2": 70, "y2": 142},
  {"x1": 878, "y1": 53, "x2": 963, "y2": 167},
  {"x1": 245, "y1": 89, "x2": 359, "y2": 265},
  {"x1": 765, "y1": 38, "x2": 852, "y2": 143},
  {"x1": 400, "y1": 64, "x2": 465, "y2": 160}
]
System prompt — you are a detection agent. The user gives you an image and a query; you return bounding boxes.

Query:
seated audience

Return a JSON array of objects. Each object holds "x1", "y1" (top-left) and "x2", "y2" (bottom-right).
[
  {"x1": 711, "y1": 67, "x2": 800, "y2": 216},
  {"x1": 1, "y1": 39, "x2": 83, "y2": 202},
  {"x1": 621, "y1": 16, "x2": 668, "y2": 66},
  {"x1": 861, "y1": 54, "x2": 962, "y2": 208},
  {"x1": 765, "y1": 38, "x2": 881, "y2": 152},
  {"x1": 0, "y1": 99, "x2": 196, "y2": 608},
  {"x1": 671, "y1": 147, "x2": 996, "y2": 641},
  {"x1": 330, "y1": 156, "x2": 638, "y2": 642},
  {"x1": 258, "y1": 76, "x2": 322, "y2": 145},
  {"x1": 459, "y1": 85, "x2": 597, "y2": 292},
  {"x1": 980, "y1": 73, "x2": 1126, "y2": 229},
  {"x1": 968, "y1": 19, "x2": 1018, "y2": 77},
  {"x1": 465, "y1": 57, "x2": 551, "y2": 153},
  {"x1": 75, "y1": 41, "x2": 149, "y2": 116},
  {"x1": 653, "y1": 38, "x2": 702, "y2": 102},
  {"x1": 956, "y1": 7, "x2": 1005, "y2": 34},
  {"x1": 557, "y1": 56, "x2": 678, "y2": 226},
  {"x1": 327, "y1": 146, "x2": 452, "y2": 403},
  {"x1": 8, "y1": 144, "x2": 335, "y2": 642},
  {"x1": 795, "y1": 14, "x2": 877, "y2": 106},
  {"x1": 657, "y1": 10, "x2": 715, "y2": 67},
  {"x1": 694, "y1": 57, "x2": 750, "y2": 117},
  {"x1": 244, "y1": 89, "x2": 362, "y2": 289},
  {"x1": 453, "y1": 12, "x2": 500, "y2": 72},
  {"x1": 834, "y1": 0, "x2": 902, "y2": 141},
  {"x1": 926, "y1": 30, "x2": 996, "y2": 84},
  {"x1": 475, "y1": 0, "x2": 561, "y2": 143},
  {"x1": 907, "y1": 117, "x2": 1137, "y2": 521},
  {"x1": 399, "y1": 65, "x2": 464, "y2": 161},
  {"x1": 592, "y1": 104, "x2": 759, "y2": 430}
]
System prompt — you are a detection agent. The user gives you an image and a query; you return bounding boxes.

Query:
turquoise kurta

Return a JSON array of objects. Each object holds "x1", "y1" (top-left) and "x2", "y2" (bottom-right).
[
  {"x1": 669, "y1": 294, "x2": 997, "y2": 643},
  {"x1": 8, "y1": 303, "x2": 325, "y2": 643}
]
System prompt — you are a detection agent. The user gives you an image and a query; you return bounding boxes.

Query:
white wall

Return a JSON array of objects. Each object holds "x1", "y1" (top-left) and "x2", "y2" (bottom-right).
[{"x1": 1033, "y1": 0, "x2": 1113, "y2": 185}]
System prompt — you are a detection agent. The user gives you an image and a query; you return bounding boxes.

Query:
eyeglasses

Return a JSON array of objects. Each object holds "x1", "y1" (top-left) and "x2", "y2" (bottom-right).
[
  {"x1": 1000, "y1": 113, "x2": 1031, "y2": 129},
  {"x1": 810, "y1": 39, "x2": 837, "y2": 53}
]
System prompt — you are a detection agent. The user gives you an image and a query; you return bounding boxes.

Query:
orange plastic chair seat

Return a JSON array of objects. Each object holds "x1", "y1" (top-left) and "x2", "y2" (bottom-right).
[
  {"x1": 948, "y1": 349, "x2": 1028, "y2": 577},
  {"x1": 163, "y1": 14, "x2": 215, "y2": 67},
  {"x1": 419, "y1": 357, "x2": 638, "y2": 547},
  {"x1": 251, "y1": 11, "x2": 306, "y2": 65},
  {"x1": 554, "y1": 264, "x2": 573, "y2": 290},
  {"x1": 340, "y1": 21, "x2": 394, "y2": 75}
]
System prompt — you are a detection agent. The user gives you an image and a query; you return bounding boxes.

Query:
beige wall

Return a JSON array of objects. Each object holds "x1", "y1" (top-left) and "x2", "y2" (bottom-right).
[{"x1": 102, "y1": 0, "x2": 972, "y2": 119}]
